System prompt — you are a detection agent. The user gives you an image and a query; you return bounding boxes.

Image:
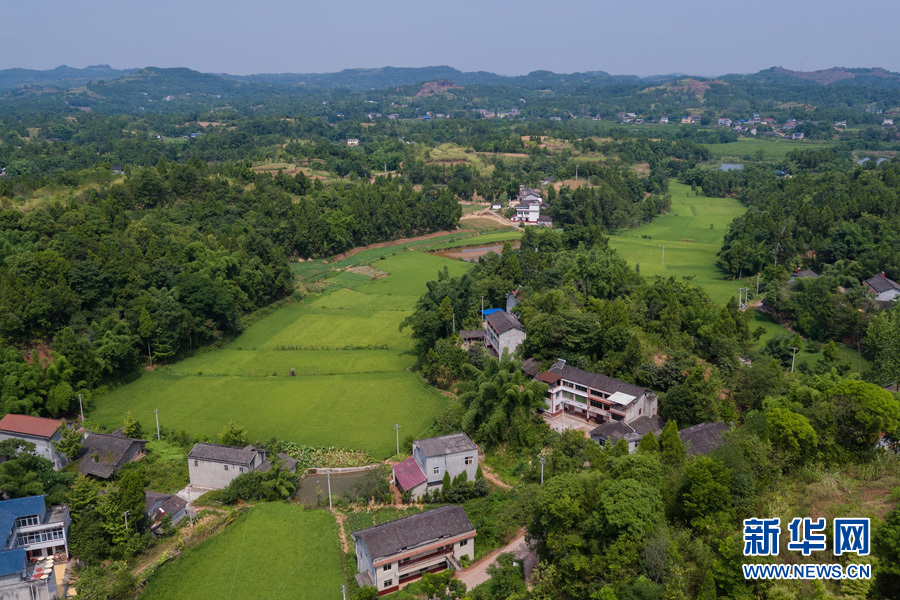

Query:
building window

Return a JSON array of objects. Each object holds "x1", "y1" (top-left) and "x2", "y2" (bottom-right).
[
  {"x1": 239, "y1": 467, "x2": 244, "y2": 473},
  {"x1": 224, "y1": 465, "x2": 229, "y2": 471},
  {"x1": 433, "y1": 467, "x2": 439, "y2": 475},
  {"x1": 383, "y1": 579, "x2": 393, "y2": 588},
  {"x1": 15, "y1": 515, "x2": 40, "y2": 528},
  {"x1": 638, "y1": 409, "x2": 642, "y2": 415},
  {"x1": 574, "y1": 384, "x2": 587, "y2": 393},
  {"x1": 464, "y1": 456, "x2": 473, "y2": 465},
  {"x1": 193, "y1": 460, "x2": 198, "y2": 467},
  {"x1": 460, "y1": 539, "x2": 468, "y2": 547},
  {"x1": 383, "y1": 564, "x2": 391, "y2": 571}
]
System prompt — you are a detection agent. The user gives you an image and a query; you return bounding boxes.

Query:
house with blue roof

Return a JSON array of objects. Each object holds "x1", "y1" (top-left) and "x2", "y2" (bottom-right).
[{"x1": 0, "y1": 495, "x2": 69, "y2": 599}]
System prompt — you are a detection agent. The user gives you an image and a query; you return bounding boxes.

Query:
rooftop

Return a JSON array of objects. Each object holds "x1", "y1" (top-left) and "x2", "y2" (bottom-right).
[
  {"x1": 414, "y1": 433, "x2": 477, "y2": 457},
  {"x1": 0, "y1": 414, "x2": 62, "y2": 439},
  {"x1": 78, "y1": 431, "x2": 146, "y2": 479},
  {"x1": 352, "y1": 505, "x2": 475, "y2": 561},
  {"x1": 679, "y1": 422, "x2": 731, "y2": 456},
  {"x1": 393, "y1": 456, "x2": 427, "y2": 492},
  {"x1": 188, "y1": 443, "x2": 260, "y2": 466},
  {"x1": 864, "y1": 273, "x2": 900, "y2": 295},
  {"x1": 542, "y1": 360, "x2": 650, "y2": 400},
  {"x1": 0, "y1": 549, "x2": 25, "y2": 577},
  {"x1": 485, "y1": 310, "x2": 524, "y2": 335}
]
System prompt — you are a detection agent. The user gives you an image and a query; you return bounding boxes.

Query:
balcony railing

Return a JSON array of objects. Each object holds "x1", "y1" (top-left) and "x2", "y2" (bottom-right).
[{"x1": 398, "y1": 551, "x2": 453, "y2": 575}]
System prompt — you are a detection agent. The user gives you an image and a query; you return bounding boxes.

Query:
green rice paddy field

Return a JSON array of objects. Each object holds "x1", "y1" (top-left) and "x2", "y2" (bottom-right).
[
  {"x1": 90, "y1": 251, "x2": 471, "y2": 458},
  {"x1": 140, "y1": 504, "x2": 342, "y2": 600},
  {"x1": 704, "y1": 137, "x2": 837, "y2": 162},
  {"x1": 608, "y1": 182, "x2": 746, "y2": 305}
]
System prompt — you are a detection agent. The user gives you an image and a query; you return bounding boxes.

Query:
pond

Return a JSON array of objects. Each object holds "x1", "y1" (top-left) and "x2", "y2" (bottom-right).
[{"x1": 294, "y1": 468, "x2": 376, "y2": 506}]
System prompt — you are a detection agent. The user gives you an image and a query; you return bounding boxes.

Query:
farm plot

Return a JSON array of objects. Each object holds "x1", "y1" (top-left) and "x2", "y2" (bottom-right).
[
  {"x1": 90, "y1": 252, "x2": 471, "y2": 459},
  {"x1": 140, "y1": 504, "x2": 342, "y2": 600},
  {"x1": 608, "y1": 181, "x2": 747, "y2": 304}
]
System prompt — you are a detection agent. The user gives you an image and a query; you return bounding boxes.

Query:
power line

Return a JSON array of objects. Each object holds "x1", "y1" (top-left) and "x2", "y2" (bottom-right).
[{"x1": 226, "y1": 509, "x2": 253, "y2": 600}]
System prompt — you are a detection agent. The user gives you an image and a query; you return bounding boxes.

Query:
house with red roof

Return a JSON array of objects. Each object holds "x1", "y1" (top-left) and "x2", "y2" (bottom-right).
[
  {"x1": 0, "y1": 415, "x2": 67, "y2": 470},
  {"x1": 392, "y1": 433, "x2": 478, "y2": 500}
]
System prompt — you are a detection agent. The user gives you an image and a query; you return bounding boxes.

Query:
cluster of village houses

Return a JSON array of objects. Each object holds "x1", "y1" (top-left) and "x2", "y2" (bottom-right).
[
  {"x1": 3, "y1": 238, "x2": 898, "y2": 597},
  {"x1": 0, "y1": 338, "x2": 736, "y2": 597},
  {"x1": 616, "y1": 112, "x2": 896, "y2": 139}
]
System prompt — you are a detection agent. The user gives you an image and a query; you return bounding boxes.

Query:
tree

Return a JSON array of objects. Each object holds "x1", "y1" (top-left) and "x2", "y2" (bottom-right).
[
  {"x1": 218, "y1": 420, "x2": 248, "y2": 446},
  {"x1": 67, "y1": 475, "x2": 99, "y2": 522},
  {"x1": 122, "y1": 412, "x2": 142, "y2": 438},
  {"x1": 52, "y1": 425, "x2": 82, "y2": 461},
  {"x1": 138, "y1": 306, "x2": 154, "y2": 366},
  {"x1": 661, "y1": 365, "x2": 721, "y2": 426},
  {"x1": 596, "y1": 478, "x2": 663, "y2": 539},
  {"x1": 678, "y1": 456, "x2": 732, "y2": 528},
  {"x1": 697, "y1": 570, "x2": 717, "y2": 600},
  {"x1": 118, "y1": 470, "x2": 148, "y2": 530},
  {"x1": 637, "y1": 430, "x2": 659, "y2": 454},
  {"x1": 260, "y1": 456, "x2": 299, "y2": 500},
  {"x1": 765, "y1": 407, "x2": 817, "y2": 464},
  {"x1": 864, "y1": 307, "x2": 900, "y2": 385},
  {"x1": 659, "y1": 421, "x2": 684, "y2": 467},
  {"x1": 827, "y1": 380, "x2": 900, "y2": 453},
  {"x1": 874, "y1": 506, "x2": 900, "y2": 595}
]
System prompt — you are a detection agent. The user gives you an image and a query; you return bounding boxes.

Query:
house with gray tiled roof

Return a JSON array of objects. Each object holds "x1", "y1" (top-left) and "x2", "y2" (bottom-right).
[
  {"x1": 863, "y1": 272, "x2": 900, "y2": 303},
  {"x1": 187, "y1": 443, "x2": 266, "y2": 489},
  {"x1": 145, "y1": 491, "x2": 188, "y2": 534},
  {"x1": 352, "y1": 505, "x2": 476, "y2": 595},
  {"x1": 590, "y1": 415, "x2": 664, "y2": 452},
  {"x1": 77, "y1": 430, "x2": 146, "y2": 479},
  {"x1": 484, "y1": 310, "x2": 525, "y2": 357},
  {"x1": 392, "y1": 433, "x2": 478, "y2": 500},
  {"x1": 537, "y1": 359, "x2": 658, "y2": 424},
  {"x1": 679, "y1": 422, "x2": 731, "y2": 456}
]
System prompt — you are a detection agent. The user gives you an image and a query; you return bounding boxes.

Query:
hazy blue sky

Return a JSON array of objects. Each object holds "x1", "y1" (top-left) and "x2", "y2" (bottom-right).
[{"x1": 4, "y1": 0, "x2": 899, "y2": 76}]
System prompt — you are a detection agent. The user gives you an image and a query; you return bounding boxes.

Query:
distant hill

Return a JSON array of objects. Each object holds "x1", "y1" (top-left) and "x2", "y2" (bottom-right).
[
  {"x1": 0, "y1": 64, "x2": 136, "y2": 91},
  {"x1": 722, "y1": 66, "x2": 900, "y2": 88}
]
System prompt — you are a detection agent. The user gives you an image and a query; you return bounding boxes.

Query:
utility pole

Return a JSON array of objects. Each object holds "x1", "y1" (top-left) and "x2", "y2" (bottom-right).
[
  {"x1": 756, "y1": 274, "x2": 760, "y2": 295},
  {"x1": 78, "y1": 394, "x2": 84, "y2": 422},
  {"x1": 790, "y1": 347, "x2": 799, "y2": 373},
  {"x1": 154, "y1": 409, "x2": 160, "y2": 441},
  {"x1": 481, "y1": 296, "x2": 485, "y2": 321},
  {"x1": 539, "y1": 456, "x2": 546, "y2": 485},
  {"x1": 342, "y1": 584, "x2": 347, "y2": 600},
  {"x1": 661, "y1": 245, "x2": 665, "y2": 267},
  {"x1": 394, "y1": 423, "x2": 401, "y2": 455},
  {"x1": 738, "y1": 288, "x2": 743, "y2": 310},
  {"x1": 575, "y1": 165, "x2": 578, "y2": 181},
  {"x1": 327, "y1": 470, "x2": 333, "y2": 510},
  {"x1": 124, "y1": 511, "x2": 130, "y2": 531}
]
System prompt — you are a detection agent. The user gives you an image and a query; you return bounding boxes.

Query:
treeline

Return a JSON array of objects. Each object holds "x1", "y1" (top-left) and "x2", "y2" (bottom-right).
[{"x1": 0, "y1": 161, "x2": 459, "y2": 418}]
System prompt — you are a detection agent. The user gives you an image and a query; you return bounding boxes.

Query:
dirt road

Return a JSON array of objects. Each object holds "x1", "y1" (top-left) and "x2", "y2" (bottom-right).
[{"x1": 455, "y1": 529, "x2": 536, "y2": 590}]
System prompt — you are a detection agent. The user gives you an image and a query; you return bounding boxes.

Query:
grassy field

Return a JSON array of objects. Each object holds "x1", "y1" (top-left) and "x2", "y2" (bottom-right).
[
  {"x1": 609, "y1": 180, "x2": 869, "y2": 373},
  {"x1": 91, "y1": 252, "x2": 471, "y2": 458},
  {"x1": 141, "y1": 504, "x2": 342, "y2": 600},
  {"x1": 608, "y1": 182, "x2": 747, "y2": 305},
  {"x1": 704, "y1": 137, "x2": 837, "y2": 162}
]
